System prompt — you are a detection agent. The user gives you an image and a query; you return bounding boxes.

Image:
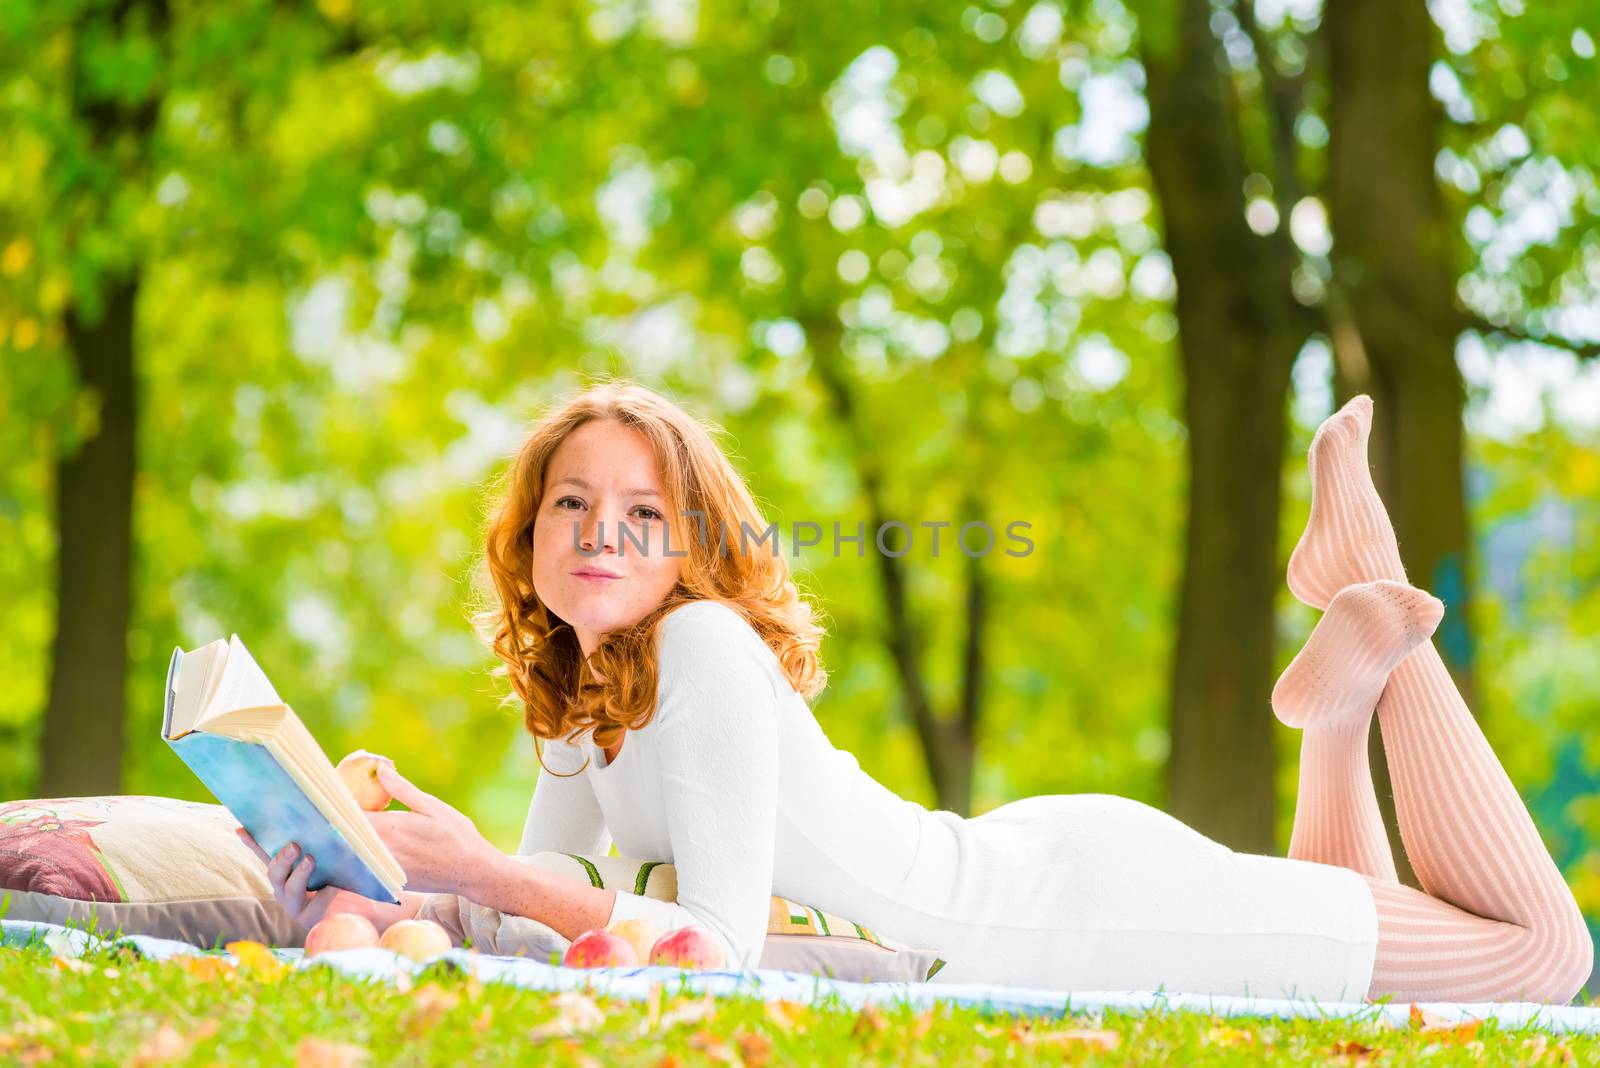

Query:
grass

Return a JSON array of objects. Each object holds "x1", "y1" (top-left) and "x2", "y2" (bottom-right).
[{"x1": 1, "y1": 939, "x2": 1596, "y2": 1066}]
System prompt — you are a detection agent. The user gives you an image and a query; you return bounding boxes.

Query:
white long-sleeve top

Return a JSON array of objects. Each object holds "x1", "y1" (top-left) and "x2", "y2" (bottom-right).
[
  {"x1": 518, "y1": 598, "x2": 918, "y2": 969},
  {"x1": 517, "y1": 599, "x2": 1380, "y2": 999}
]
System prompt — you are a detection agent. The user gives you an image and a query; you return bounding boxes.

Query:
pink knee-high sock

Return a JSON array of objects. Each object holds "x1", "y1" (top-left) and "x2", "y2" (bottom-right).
[
  {"x1": 1272, "y1": 581, "x2": 1443, "y2": 883},
  {"x1": 1286, "y1": 394, "x2": 1408, "y2": 610},
  {"x1": 1366, "y1": 649, "x2": 1593, "y2": 1002},
  {"x1": 1283, "y1": 395, "x2": 1593, "y2": 1004},
  {"x1": 1291, "y1": 722, "x2": 1396, "y2": 883}
]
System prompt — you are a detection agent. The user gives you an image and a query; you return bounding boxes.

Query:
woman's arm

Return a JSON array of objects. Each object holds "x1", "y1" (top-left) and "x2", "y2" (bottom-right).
[{"x1": 459, "y1": 856, "x2": 618, "y2": 941}]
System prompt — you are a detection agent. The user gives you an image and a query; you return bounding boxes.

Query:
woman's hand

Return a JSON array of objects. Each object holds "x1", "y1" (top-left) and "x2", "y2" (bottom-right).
[
  {"x1": 235, "y1": 827, "x2": 360, "y2": 930},
  {"x1": 366, "y1": 763, "x2": 503, "y2": 896},
  {"x1": 235, "y1": 827, "x2": 426, "y2": 933}
]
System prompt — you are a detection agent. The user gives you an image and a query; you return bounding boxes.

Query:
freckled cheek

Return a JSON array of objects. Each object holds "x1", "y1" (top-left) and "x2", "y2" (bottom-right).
[
  {"x1": 640, "y1": 551, "x2": 683, "y2": 594},
  {"x1": 529, "y1": 523, "x2": 571, "y2": 584}
]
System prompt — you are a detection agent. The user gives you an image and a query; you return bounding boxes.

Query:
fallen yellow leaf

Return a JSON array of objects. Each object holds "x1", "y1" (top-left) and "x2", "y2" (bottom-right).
[
  {"x1": 761, "y1": 999, "x2": 808, "y2": 1033},
  {"x1": 1035, "y1": 1027, "x2": 1121, "y2": 1052},
  {"x1": 1518, "y1": 1034, "x2": 1578, "y2": 1065},
  {"x1": 734, "y1": 1030, "x2": 771, "y2": 1067},
  {"x1": 658, "y1": 995, "x2": 716, "y2": 1031},
  {"x1": 401, "y1": 983, "x2": 461, "y2": 1038},
  {"x1": 296, "y1": 1036, "x2": 369, "y2": 1068},
  {"x1": 128, "y1": 1023, "x2": 187, "y2": 1068},
  {"x1": 0, "y1": 1030, "x2": 54, "y2": 1065},
  {"x1": 1328, "y1": 1039, "x2": 1378, "y2": 1063},
  {"x1": 1408, "y1": 1003, "x2": 1482, "y2": 1042},
  {"x1": 688, "y1": 1030, "x2": 735, "y2": 1064},
  {"x1": 528, "y1": 991, "x2": 605, "y2": 1039},
  {"x1": 172, "y1": 955, "x2": 235, "y2": 981},
  {"x1": 225, "y1": 941, "x2": 287, "y2": 982},
  {"x1": 850, "y1": 1004, "x2": 887, "y2": 1039},
  {"x1": 1206, "y1": 1024, "x2": 1255, "y2": 1047}
]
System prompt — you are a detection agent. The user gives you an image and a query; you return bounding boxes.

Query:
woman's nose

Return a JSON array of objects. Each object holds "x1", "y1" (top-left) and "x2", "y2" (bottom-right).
[{"x1": 577, "y1": 508, "x2": 622, "y2": 555}]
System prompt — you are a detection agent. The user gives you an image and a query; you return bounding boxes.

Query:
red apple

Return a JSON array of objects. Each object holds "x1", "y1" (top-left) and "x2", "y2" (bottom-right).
[
  {"x1": 378, "y1": 918, "x2": 452, "y2": 961},
  {"x1": 304, "y1": 913, "x2": 380, "y2": 957},
  {"x1": 335, "y1": 750, "x2": 393, "y2": 812},
  {"x1": 648, "y1": 926, "x2": 725, "y2": 970},
  {"x1": 563, "y1": 928, "x2": 639, "y2": 968}
]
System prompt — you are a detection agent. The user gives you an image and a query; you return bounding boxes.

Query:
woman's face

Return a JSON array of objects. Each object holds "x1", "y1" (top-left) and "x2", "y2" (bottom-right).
[{"x1": 531, "y1": 419, "x2": 684, "y2": 657}]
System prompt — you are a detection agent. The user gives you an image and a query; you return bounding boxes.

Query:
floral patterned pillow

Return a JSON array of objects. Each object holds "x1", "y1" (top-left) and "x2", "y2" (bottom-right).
[{"x1": 0, "y1": 796, "x2": 304, "y2": 948}]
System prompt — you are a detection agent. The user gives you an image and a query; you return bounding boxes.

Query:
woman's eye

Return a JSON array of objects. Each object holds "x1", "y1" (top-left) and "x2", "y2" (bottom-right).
[{"x1": 552, "y1": 497, "x2": 659, "y2": 520}]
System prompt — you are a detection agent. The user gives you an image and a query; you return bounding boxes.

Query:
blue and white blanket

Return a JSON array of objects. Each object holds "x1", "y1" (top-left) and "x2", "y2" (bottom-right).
[{"x1": 5, "y1": 918, "x2": 1597, "y2": 1035}]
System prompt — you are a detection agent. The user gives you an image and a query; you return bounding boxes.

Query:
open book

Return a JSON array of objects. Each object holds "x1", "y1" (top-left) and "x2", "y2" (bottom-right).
[{"x1": 162, "y1": 636, "x2": 406, "y2": 904}]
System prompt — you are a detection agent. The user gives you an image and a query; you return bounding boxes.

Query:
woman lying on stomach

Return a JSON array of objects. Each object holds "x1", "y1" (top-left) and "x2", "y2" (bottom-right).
[{"x1": 242, "y1": 381, "x2": 1592, "y2": 1003}]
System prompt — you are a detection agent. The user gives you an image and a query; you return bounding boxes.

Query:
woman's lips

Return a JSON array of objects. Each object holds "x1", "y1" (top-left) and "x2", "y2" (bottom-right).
[{"x1": 571, "y1": 569, "x2": 621, "y2": 583}]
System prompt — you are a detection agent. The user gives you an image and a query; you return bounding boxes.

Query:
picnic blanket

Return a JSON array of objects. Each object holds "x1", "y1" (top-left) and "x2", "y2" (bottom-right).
[{"x1": 5, "y1": 918, "x2": 1598, "y2": 1035}]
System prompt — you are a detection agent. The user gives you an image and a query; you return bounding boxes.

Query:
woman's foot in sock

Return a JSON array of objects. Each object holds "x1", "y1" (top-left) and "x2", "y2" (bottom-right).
[
  {"x1": 1286, "y1": 395, "x2": 1408, "y2": 611},
  {"x1": 1273, "y1": 580, "x2": 1445, "y2": 731}
]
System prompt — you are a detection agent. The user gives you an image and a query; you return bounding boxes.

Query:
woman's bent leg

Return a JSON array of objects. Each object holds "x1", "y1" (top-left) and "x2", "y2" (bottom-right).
[
  {"x1": 1285, "y1": 395, "x2": 1591, "y2": 1002},
  {"x1": 1363, "y1": 642, "x2": 1593, "y2": 1003}
]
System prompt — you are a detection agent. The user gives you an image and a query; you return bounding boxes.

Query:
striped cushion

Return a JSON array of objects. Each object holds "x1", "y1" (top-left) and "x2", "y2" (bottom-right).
[{"x1": 768, "y1": 896, "x2": 891, "y2": 948}]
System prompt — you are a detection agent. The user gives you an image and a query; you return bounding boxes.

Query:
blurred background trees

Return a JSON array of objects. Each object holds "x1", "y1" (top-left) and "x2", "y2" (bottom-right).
[{"x1": 3, "y1": 0, "x2": 1599, "y2": 987}]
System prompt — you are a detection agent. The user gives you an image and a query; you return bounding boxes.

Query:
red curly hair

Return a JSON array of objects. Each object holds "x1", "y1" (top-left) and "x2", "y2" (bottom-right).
[{"x1": 475, "y1": 379, "x2": 828, "y2": 777}]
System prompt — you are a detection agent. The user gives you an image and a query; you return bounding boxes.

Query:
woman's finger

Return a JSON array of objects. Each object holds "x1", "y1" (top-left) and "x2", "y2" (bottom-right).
[
  {"x1": 235, "y1": 827, "x2": 272, "y2": 865},
  {"x1": 267, "y1": 843, "x2": 303, "y2": 892},
  {"x1": 375, "y1": 763, "x2": 446, "y2": 818},
  {"x1": 284, "y1": 852, "x2": 315, "y2": 914}
]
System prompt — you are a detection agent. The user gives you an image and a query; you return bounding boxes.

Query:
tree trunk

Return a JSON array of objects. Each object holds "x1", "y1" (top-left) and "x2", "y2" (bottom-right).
[
  {"x1": 40, "y1": 277, "x2": 140, "y2": 797},
  {"x1": 37, "y1": 0, "x2": 166, "y2": 796},
  {"x1": 1326, "y1": 0, "x2": 1475, "y2": 888},
  {"x1": 1143, "y1": 0, "x2": 1307, "y2": 854}
]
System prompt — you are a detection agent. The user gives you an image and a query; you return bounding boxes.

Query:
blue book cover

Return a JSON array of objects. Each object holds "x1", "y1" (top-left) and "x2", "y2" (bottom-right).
[{"x1": 162, "y1": 642, "x2": 402, "y2": 905}]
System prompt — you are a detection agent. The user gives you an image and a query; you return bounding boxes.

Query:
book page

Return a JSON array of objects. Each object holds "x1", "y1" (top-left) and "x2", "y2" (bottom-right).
[
  {"x1": 168, "y1": 640, "x2": 227, "y2": 739},
  {"x1": 200, "y1": 635, "x2": 283, "y2": 725}
]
